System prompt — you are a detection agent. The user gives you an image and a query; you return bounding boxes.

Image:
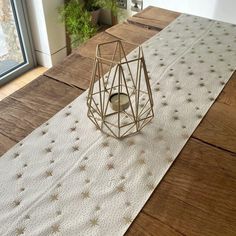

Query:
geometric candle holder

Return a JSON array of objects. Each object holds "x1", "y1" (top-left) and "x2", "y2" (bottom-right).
[{"x1": 87, "y1": 40, "x2": 154, "y2": 139}]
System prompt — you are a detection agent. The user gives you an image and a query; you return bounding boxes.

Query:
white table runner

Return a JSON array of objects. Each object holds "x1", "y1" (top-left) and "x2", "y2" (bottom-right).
[{"x1": 0, "y1": 14, "x2": 236, "y2": 236}]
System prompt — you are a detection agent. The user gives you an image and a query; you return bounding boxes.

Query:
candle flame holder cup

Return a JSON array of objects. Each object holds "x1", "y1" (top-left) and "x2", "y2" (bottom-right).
[{"x1": 87, "y1": 40, "x2": 154, "y2": 139}]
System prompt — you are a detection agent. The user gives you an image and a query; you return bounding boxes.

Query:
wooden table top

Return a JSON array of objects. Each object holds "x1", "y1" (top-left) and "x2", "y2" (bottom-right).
[{"x1": 0, "y1": 6, "x2": 236, "y2": 236}]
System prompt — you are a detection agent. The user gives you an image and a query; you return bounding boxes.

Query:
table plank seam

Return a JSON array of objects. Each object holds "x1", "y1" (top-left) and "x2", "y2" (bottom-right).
[
  {"x1": 142, "y1": 211, "x2": 187, "y2": 236},
  {"x1": 0, "y1": 131, "x2": 18, "y2": 144},
  {"x1": 44, "y1": 75, "x2": 85, "y2": 91},
  {"x1": 192, "y1": 137, "x2": 236, "y2": 155}
]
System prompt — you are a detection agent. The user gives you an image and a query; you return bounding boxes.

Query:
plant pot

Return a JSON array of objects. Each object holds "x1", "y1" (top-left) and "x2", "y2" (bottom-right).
[{"x1": 90, "y1": 9, "x2": 101, "y2": 26}]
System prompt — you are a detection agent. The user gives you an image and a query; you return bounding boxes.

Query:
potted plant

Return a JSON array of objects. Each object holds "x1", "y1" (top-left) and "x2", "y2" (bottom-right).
[
  {"x1": 58, "y1": 0, "x2": 96, "y2": 47},
  {"x1": 58, "y1": 0, "x2": 120, "y2": 47}
]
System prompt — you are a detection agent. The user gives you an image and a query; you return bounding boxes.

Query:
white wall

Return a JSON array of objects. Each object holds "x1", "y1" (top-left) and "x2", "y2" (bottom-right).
[
  {"x1": 26, "y1": 0, "x2": 66, "y2": 68},
  {"x1": 144, "y1": 0, "x2": 236, "y2": 24}
]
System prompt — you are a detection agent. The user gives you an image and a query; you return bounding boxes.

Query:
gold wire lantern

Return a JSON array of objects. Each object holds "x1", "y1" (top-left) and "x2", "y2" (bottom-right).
[{"x1": 87, "y1": 40, "x2": 154, "y2": 139}]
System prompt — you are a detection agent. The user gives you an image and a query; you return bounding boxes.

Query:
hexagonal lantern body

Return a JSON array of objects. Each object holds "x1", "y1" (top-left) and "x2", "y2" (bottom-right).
[{"x1": 87, "y1": 40, "x2": 154, "y2": 139}]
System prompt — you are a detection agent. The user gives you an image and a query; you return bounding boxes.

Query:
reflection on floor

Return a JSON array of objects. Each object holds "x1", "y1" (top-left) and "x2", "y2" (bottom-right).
[{"x1": 0, "y1": 66, "x2": 47, "y2": 101}]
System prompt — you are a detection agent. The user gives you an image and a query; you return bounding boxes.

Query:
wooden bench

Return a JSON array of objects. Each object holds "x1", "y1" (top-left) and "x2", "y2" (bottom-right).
[{"x1": 0, "y1": 6, "x2": 236, "y2": 236}]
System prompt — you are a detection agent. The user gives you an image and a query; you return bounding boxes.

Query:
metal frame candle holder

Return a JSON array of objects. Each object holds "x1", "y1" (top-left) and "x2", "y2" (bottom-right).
[{"x1": 87, "y1": 40, "x2": 154, "y2": 139}]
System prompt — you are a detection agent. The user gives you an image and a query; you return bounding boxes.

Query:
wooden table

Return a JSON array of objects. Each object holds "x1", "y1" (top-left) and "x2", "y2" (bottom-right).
[{"x1": 1, "y1": 6, "x2": 236, "y2": 236}]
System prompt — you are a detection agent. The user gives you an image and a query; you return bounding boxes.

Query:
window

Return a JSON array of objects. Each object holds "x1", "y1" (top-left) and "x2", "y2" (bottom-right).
[{"x1": 0, "y1": 0, "x2": 35, "y2": 85}]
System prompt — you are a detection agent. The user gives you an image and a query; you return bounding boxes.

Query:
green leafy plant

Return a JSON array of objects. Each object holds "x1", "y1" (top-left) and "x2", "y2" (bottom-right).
[
  {"x1": 58, "y1": 0, "x2": 97, "y2": 47},
  {"x1": 58, "y1": 0, "x2": 120, "y2": 47}
]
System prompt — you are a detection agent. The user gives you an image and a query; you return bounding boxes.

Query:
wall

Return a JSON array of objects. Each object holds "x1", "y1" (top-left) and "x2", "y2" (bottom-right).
[
  {"x1": 26, "y1": 0, "x2": 66, "y2": 68},
  {"x1": 144, "y1": 0, "x2": 236, "y2": 24}
]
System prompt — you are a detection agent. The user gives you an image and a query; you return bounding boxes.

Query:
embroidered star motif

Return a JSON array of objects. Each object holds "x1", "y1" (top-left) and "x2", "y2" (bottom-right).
[
  {"x1": 50, "y1": 194, "x2": 59, "y2": 201},
  {"x1": 65, "y1": 112, "x2": 71, "y2": 117},
  {"x1": 79, "y1": 165, "x2": 86, "y2": 172},
  {"x1": 85, "y1": 178, "x2": 90, "y2": 184},
  {"x1": 173, "y1": 116, "x2": 179, "y2": 121},
  {"x1": 123, "y1": 216, "x2": 132, "y2": 224},
  {"x1": 95, "y1": 205, "x2": 100, "y2": 211},
  {"x1": 45, "y1": 147, "x2": 52, "y2": 153},
  {"x1": 162, "y1": 102, "x2": 168, "y2": 106},
  {"x1": 24, "y1": 215, "x2": 30, "y2": 220},
  {"x1": 102, "y1": 142, "x2": 109, "y2": 147},
  {"x1": 147, "y1": 183, "x2": 155, "y2": 191},
  {"x1": 90, "y1": 218, "x2": 99, "y2": 227},
  {"x1": 147, "y1": 171, "x2": 153, "y2": 176},
  {"x1": 56, "y1": 210, "x2": 62, "y2": 216},
  {"x1": 125, "y1": 201, "x2": 131, "y2": 207},
  {"x1": 120, "y1": 175, "x2": 126, "y2": 180},
  {"x1": 16, "y1": 227, "x2": 25, "y2": 235},
  {"x1": 46, "y1": 170, "x2": 53, "y2": 177},
  {"x1": 81, "y1": 191, "x2": 90, "y2": 199},
  {"x1": 51, "y1": 224, "x2": 60, "y2": 233},
  {"x1": 187, "y1": 98, "x2": 193, "y2": 103},
  {"x1": 127, "y1": 140, "x2": 135, "y2": 146},
  {"x1": 13, "y1": 200, "x2": 21, "y2": 207},
  {"x1": 138, "y1": 158, "x2": 146, "y2": 165},
  {"x1": 107, "y1": 163, "x2": 114, "y2": 170},
  {"x1": 41, "y1": 130, "x2": 47, "y2": 135},
  {"x1": 16, "y1": 173, "x2": 23, "y2": 179},
  {"x1": 116, "y1": 185, "x2": 125, "y2": 193},
  {"x1": 197, "y1": 114, "x2": 203, "y2": 119},
  {"x1": 14, "y1": 153, "x2": 20, "y2": 158},
  {"x1": 70, "y1": 127, "x2": 76, "y2": 132},
  {"x1": 72, "y1": 146, "x2": 79, "y2": 152},
  {"x1": 57, "y1": 183, "x2": 62, "y2": 188}
]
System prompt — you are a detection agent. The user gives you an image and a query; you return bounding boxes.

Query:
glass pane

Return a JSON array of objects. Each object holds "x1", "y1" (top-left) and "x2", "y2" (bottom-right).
[{"x1": 0, "y1": 0, "x2": 25, "y2": 77}]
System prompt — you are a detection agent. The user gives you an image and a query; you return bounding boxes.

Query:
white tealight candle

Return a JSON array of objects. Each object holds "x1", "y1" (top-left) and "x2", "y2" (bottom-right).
[{"x1": 109, "y1": 93, "x2": 129, "y2": 112}]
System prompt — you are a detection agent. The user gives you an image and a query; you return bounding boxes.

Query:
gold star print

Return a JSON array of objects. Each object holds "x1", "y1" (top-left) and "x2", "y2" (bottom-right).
[
  {"x1": 85, "y1": 178, "x2": 90, "y2": 184},
  {"x1": 57, "y1": 183, "x2": 62, "y2": 188},
  {"x1": 120, "y1": 175, "x2": 125, "y2": 180},
  {"x1": 56, "y1": 210, "x2": 62, "y2": 216},
  {"x1": 90, "y1": 218, "x2": 99, "y2": 227},
  {"x1": 125, "y1": 201, "x2": 131, "y2": 207},
  {"x1": 45, "y1": 170, "x2": 53, "y2": 177},
  {"x1": 16, "y1": 227, "x2": 25, "y2": 235},
  {"x1": 51, "y1": 224, "x2": 60, "y2": 233},
  {"x1": 116, "y1": 185, "x2": 125, "y2": 193},
  {"x1": 123, "y1": 216, "x2": 132, "y2": 224},
  {"x1": 95, "y1": 205, "x2": 100, "y2": 211},
  {"x1": 79, "y1": 165, "x2": 86, "y2": 172},
  {"x1": 72, "y1": 146, "x2": 79, "y2": 152},
  {"x1": 147, "y1": 171, "x2": 153, "y2": 176},
  {"x1": 14, "y1": 153, "x2": 20, "y2": 158},
  {"x1": 127, "y1": 140, "x2": 135, "y2": 146},
  {"x1": 137, "y1": 158, "x2": 146, "y2": 165},
  {"x1": 24, "y1": 215, "x2": 30, "y2": 220},
  {"x1": 81, "y1": 191, "x2": 90, "y2": 199},
  {"x1": 50, "y1": 194, "x2": 59, "y2": 201},
  {"x1": 182, "y1": 133, "x2": 189, "y2": 139},
  {"x1": 16, "y1": 173, "x2": 23, "y2": 179},
  {"x1": 65, "y1": 112, "x2": 71, "y2": 117},
  {"x1": 13, "y1": 200, "x2": 21, "y2": 207},
  {"x1": 70, "y1": 127, "x2": 76, "y2": 132},
  {"x1": 102, "y1": 142, "x2": 109, "y2": 147},
  {"x1": 147, "y1": 183, "x2": 155, "y2": 191},
  {"x1": 41, "y1": 130, "x2": 47, "y2": 135},
  {"x1": 45, "y1": 147, "x2": 52, "y2": 153},
  {"x1": 106, "y1": 163, "x2": 114, "y2": 170}
]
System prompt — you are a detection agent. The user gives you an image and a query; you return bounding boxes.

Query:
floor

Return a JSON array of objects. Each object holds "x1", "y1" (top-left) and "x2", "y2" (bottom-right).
[{"x1": 0, "y1": 66, "x2": 47, "y2": 101}]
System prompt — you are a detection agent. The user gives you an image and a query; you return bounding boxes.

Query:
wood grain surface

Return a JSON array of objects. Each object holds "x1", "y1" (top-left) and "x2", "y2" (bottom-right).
[
  {"x1": 127, "y1": 6, "x2": 180, "y2": 30},
  {"x1": 0, "y1": 6, "x2": 235, "y2": 236},
  {"x1": 0, "y1": 76, "x2": 83, "y2": 142}
]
